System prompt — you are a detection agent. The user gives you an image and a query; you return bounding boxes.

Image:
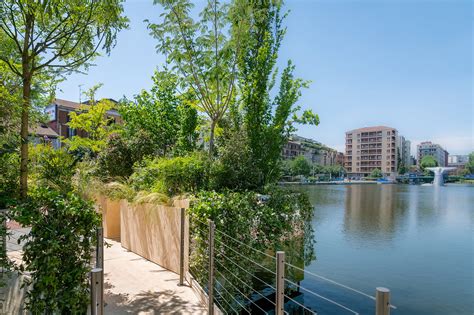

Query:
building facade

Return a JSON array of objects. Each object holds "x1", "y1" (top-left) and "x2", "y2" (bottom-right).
[
  {"x1": 447, "y1": 155, "x2": 468, "y2": 168},
  {"x1": 45, "y1": 98, "x2": 121, "y2": 145},
  {"x1": 399, "y1": 136, "x2": 411, "y2": 167},
  {"x1": 344, "y1": 126, "x2": 399, "y2": 178},
  {"x1": 282, "y1": 135, "x2": 343, "y2": 167},
  {"x1": 416, "y1": 141, "x2": 448, "y2": 167}
]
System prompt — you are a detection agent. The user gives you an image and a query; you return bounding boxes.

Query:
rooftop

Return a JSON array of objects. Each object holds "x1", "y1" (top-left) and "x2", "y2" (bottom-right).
[
  {"x1": 346, "y1": 126, "x2": 395, "y2": 134},
  {"x1": 28, "y1": 124, "x2": 59, "y2": 138}
]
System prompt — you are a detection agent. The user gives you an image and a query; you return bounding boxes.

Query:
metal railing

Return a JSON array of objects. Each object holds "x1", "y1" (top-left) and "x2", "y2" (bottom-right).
[{"x1": 187, "y1": 217, "x2": 396, "y2": 315}]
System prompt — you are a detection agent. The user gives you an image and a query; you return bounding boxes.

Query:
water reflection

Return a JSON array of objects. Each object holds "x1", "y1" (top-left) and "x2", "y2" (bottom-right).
[
  {"x1": 296, "y1": 184, "x2": 474, "y2": 315},
  {"x1": 343, "y1": 185, "x2": 408, "y2": 243}
]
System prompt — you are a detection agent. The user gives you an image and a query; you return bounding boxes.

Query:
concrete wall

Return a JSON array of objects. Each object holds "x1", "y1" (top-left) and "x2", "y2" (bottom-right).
[{"x1": 119, "y1": 200, "x2": 189, "y2": 275}]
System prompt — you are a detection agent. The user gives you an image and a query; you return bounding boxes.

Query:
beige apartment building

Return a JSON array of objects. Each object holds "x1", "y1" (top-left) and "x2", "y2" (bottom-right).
[{"x1": 345, "y1": 126, "x2": 399, "y2": 178}]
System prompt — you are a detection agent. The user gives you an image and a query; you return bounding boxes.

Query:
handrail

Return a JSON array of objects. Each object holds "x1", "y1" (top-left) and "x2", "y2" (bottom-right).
[
  {"x1": 216, "y1": 237, "x2": 276, "y2": 275},
  {"x1": 215, "y1": 257, "x2": 276, "y2": 306},
  {"x1": 190, "y1": 218, "x2": 397, "y2": 314},
  {"x1": 286, "y1": 262, "x2": 397, "y2": 310},
  {"x1": 285, "y1": 278, "x2": 359, "y2": 315},
  {"x1": 215, "y1": 270, "x2": 269, "y2": 314}
]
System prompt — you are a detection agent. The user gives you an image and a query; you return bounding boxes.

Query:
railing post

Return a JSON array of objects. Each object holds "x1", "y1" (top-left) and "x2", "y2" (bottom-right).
[
  {"x1": 276, "y1": 251, "x2": 285, "y2": 315},
  {"x1": 208, "y1": 220, "x2": 215, "y2": 315},
  {"x1": 90, "y1": 268, "x2": 104, "y2": 315},
  {"x1": 96, "y1": 227, "x2": 104, "y2": 269},
  {"x1": 178, "y1": 207, "x2": 185, "y2": 286},
  {"x1": 376, "y1": 287, "x2": 390, "y2": 315}
]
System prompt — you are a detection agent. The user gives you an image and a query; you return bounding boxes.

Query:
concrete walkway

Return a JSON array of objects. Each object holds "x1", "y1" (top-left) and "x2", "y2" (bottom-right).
[{"x1": 104, "y1": 239, "x2": 207, "y2": 315}]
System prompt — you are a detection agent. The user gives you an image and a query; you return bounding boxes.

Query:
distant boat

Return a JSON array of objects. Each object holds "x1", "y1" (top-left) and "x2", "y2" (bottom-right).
[{"x1": 421, "y1": 183, "x2": 433, "y2": 186}]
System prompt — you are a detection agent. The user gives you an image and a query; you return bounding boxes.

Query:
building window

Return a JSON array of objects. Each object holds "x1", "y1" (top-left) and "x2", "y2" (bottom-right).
[{"x1": 68, "y1": 128, "x2": 76, "y2": 138}]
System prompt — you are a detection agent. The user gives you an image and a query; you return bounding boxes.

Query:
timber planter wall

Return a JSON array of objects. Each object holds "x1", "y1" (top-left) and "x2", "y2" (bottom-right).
[
  {"x1": 95, "y1": 196, "x2": 121, "y2": 240},
  {"x1": 119, "y1": 200, "x2": 189, "y2": 275}
]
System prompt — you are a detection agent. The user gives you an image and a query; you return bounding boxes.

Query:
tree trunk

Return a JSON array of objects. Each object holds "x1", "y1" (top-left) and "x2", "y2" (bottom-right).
[
  {"x1": 19, "y1": 74, "x2": 31, "y2": 199},
  {"x1": 208, "y1": 119, "x2": 216, "y2": 156}
]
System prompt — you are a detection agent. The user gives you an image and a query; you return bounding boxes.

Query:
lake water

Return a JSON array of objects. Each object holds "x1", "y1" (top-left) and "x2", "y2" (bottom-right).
[{"x1": 294, "y1": 184, "x2": 473, "y2": 315}]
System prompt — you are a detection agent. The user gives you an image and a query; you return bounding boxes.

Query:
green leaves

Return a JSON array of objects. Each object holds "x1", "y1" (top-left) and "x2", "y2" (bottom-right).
[
  {"x1": 188, "y1": 186, "x2": 315, "y2": 313},
  {"x1": 119, "y1": 69, "x2": 198, "y2": 157},
  {"x1": 149, "y1": 0, "x2": 243, "y2": 153},
  {"x1": 64, "y1": 97, "x2": 116, "y2": 155},
  {"x1": 420, "y1": 155, "x2": 438, "y2": 169},
  {"x1": 13, "y1": 187, "x2": 100, "y2": 313}
]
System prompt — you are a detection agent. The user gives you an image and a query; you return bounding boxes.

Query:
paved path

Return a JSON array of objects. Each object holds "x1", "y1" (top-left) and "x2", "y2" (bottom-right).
[{"x1": 104, "y1": 239, "x2": 207, "y2": 315}]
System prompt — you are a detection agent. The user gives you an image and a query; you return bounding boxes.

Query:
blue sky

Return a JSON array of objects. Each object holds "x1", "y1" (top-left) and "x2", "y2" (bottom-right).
[{"x1": 56, "y1": 0, "x2": 473, "y2": 155}]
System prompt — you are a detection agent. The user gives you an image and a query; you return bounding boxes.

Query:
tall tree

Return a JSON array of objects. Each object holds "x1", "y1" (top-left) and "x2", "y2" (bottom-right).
[
  {"x1": 0, "y1": 0, "x2": 128, "y2": 197},
  {"x1": 234, "y1": 0, "x2": 319, "y2": 186},
  {"x1": 120, "y1": 69, "x2": 198, "y2": 156},
  {"x1": 148, "y1": 0, "x2": 247, "y2": 154}
]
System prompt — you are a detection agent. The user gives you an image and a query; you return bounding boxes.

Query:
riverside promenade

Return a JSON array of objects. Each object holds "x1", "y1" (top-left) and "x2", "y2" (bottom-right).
[
  {"x1": 3, "y1": 227, "x2": 206, "y2": 314},
  {"x1": 103, "y1": 239, "x2": 206, "y2": 314}
]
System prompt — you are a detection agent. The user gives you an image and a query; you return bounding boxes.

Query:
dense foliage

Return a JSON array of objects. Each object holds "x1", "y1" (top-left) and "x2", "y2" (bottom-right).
[
  {"x1": 233, "y1": 1, "x2": 319, "y2": 187},
  {"x1": 0, "y1": 2, "x2": 319, "y2": 313},
  {"x1": 130, "y1": 154, "x2": 208, "y2": 196},
  {"x1": 188, "y1": 186, "x2": 315, "y2": 313},
  {"x1": 0, "y1": 0, "x2": 128, "y2": 197},
  {"x1": 420, "y1": 155, "x2": 438, "y2": 169},
  {"x1": 369, "y1": 168, "x2": 383, "y2": 178},
  {"x1": 119, "y1": 70, "x2": 198, "y2": 157},
  {"x1": 29, "y1": 144, "x2": 77, "y2": 194},
  {"x1": 13, "y1": 188, "x2": 100, "y2": 313}
]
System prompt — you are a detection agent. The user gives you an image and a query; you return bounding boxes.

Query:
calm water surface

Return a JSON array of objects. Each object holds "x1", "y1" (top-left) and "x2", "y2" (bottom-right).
[{"x1": 294, "y1": 184, "x2": 473, "y2": 315}]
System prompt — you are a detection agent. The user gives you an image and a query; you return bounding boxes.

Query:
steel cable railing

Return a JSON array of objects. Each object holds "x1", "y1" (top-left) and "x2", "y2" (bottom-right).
[
  {"x1": 215, "y1": 270, "x2": 269, "y2": 314},
  {"x1": 285, "y1": 278, "x2": 357, "y2": 314},
  {"x1": 285, "y1": 262, "x2": 397, "y2": 310},
  {"x1": 189, "y1": 216, "x2": 394, "y2": 315},
  {"x1": 215, "y1": 257, "x2": 276, "y2": 307},
  {"x1": 215, "y1": 277, "x2": 249, "y2": 313}
]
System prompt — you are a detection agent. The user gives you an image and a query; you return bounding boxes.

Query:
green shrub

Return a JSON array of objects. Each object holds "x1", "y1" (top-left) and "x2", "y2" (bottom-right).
[
  {"x1": 97, "y1": 133, "x2": 134, "y2": 179},
  {"x1": 13, "y1": 187, "x2": 101, "y2": 314},
  {"x1": 29, "y1": 144, "x2": 76, "y2": 193},
  {"x1": 0, "y1": 152, "x2": 19, "y2": 207},
  {"x1": 189, "y1": 186, "x2": 315, "y2": 287},
  {"x1": 130, "y1": 153, "x2": 208, "y2": 196},
  {"x1": 209, "y1": 130, "x2": 262, "y2": 191}
]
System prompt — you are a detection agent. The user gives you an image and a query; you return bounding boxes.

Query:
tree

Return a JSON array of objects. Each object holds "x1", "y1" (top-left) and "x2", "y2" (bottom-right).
[
  {"x1": 420, "y1": 155, "x2": 438, "y2": 169},
  {"x1": 234, "y1": 1, "x2": 319, "y2": 186},
  {"x1": 0, "y1": 0, "x2": 128, "y2": 197},
  {"x1": 119, "y1": 69, "x2": 198, "y2": 156},
  {"x1": 148, "y1": 0, "x2": 247, "y2": 154},
  {"x1": 466, "y1": 152, "x2": 474, "y2": 174},
  {"x1": 64, "y1": 86, "x2": 117, "y2": 156},
  {"x1": 370, "y1": 168, "x2": 383, "y2": 178},
  {"x1": 291, "y1": 156, "x2": 311, "y2": 177}
]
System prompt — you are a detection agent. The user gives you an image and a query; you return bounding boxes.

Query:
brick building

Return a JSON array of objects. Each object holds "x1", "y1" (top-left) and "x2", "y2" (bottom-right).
[{"x1": 45, "y1": 98, "x2": 121, "y2": 145}]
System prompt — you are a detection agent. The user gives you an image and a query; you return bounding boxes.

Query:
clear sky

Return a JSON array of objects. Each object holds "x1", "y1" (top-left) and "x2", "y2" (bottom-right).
[{"x1": 56, "y1": 0, "x2": 473, "y2": 155}]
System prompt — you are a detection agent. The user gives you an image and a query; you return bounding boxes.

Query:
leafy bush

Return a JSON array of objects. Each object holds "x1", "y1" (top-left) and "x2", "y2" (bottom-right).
[
  {"x1": 189, "y1": 186, "x2": 314, "y2": 295},
  {"x1": 97, "y1": 133, "x2": 134, "y2": 179},
  {"x1": 209, "y1": 130, "x2": 262, "y2": 191},
  {"x1": 290, "y1": 156, "x2": 311, "y2": 176},
  {"x1": 369, "y1": 168, "x2": 383, "y2": 178},
  {"x1": 130, "y1": 153, "x2": 208, "y2": 196},
  {"x1": 13, "y1": 188, "x2": 101, "y2": 314},
  {"x1": 0, "y1": 152, "x2": 19, "y2": 207},
  {"x1": 29, "y1": 144, "x2": 77, "y2": 193}
]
